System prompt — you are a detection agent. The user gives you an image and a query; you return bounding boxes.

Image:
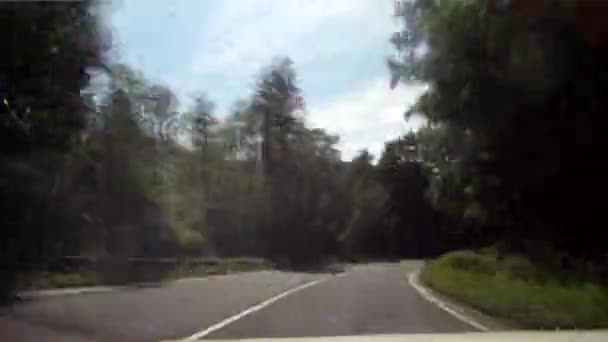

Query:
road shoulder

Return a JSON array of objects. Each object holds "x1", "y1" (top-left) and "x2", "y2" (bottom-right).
[{"x1": 404, "y1": 261, "x2": 518, "y2": 332}]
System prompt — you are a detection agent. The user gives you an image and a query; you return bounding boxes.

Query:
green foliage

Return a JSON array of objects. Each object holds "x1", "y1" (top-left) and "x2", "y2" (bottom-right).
[
  {"x1": 422, "y1": 251, "x2": 608, "y2": 329},
  {"x1": 376, "y1": 134, "x2": 445, "y2": 257},
  {"x1": 340, "y1": 178, "x2": 389, "y2": 258},
  {"x1": 0, "y1": 0, "x2": 107, "y2": 301},
  {"x1": 391, "y1": 0, "x2": 608, "y2": 263},
  {"x1": 339, "y1": 150, "x2": 387, "y2": 258},
  {"x1": 442, "y1": 250, "x2": 498, "y2": 276},
  {"x1": 183, "y1": 92, "x2": 217, "y2": 147},
  {"x1": 238, "y1": 57, "x2": 347, "y2": 265}
]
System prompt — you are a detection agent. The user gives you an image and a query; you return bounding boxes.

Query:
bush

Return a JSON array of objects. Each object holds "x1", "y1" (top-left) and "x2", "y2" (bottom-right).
[
  {"x1": 503, "y1": 254, "x2": 542, "y2": 283},
  {"x1": 444, "y1": 251, "x2": 497, "y2": 275}
]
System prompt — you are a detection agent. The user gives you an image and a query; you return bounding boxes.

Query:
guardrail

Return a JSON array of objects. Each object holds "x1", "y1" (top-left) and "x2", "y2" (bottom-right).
[
  {"x1": 18, "y1": 256, "x2": 271, "y2": 290},
  {"x1": 60, "y1": 256, "x2": 266, "y2": 264}
]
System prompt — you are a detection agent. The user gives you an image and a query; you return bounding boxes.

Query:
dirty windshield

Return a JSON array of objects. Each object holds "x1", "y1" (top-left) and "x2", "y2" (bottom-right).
[{"x1": 1, "y1": 0, "x2": 607, "y2": 341}]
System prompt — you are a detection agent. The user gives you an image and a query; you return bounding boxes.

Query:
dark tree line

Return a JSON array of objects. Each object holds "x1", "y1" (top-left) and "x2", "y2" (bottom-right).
[
  {"x1": 0, "y1": 1, "x2": 110, "y2": 300},
  {"x1": 389, "y1": 0, "x2": 608, "y2": 277}
]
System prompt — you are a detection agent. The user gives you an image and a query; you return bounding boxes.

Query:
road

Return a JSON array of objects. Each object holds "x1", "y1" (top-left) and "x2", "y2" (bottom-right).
[{"x1": 0, "y1": 262, "x2": 474, "y2": 341}]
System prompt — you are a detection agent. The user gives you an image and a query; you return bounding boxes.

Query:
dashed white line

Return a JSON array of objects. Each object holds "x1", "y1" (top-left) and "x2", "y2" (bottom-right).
[
  {"x1": 169, "y1": 279, "x2": 325, "y2": 341},
  {"x1": 408, "y1": 270, "x2": 489, "y2": 332}
]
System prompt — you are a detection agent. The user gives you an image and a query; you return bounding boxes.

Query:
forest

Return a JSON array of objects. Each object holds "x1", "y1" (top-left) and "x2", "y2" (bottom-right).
[{"x1": 2, "y1": 0, "x2": 607, "y2": 302}]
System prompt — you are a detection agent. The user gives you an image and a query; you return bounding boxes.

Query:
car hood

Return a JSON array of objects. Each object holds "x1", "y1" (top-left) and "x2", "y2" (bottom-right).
[{"x1": 214, "y1": 331, "x2": 608, "y2": 342}]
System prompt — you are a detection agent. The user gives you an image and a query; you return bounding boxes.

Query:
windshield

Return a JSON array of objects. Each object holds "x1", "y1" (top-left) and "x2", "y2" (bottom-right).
[{"x1": 1, "y1": 0, "x2": 607, "y2": 341}]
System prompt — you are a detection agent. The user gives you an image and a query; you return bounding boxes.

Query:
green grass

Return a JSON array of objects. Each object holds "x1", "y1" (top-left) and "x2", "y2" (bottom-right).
[{"x1": 421, "y1": 250, "x2": 608, "y2": 329}]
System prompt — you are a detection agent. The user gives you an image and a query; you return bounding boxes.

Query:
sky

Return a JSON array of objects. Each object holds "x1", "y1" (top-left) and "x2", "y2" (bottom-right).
[{"x1": 109, "y1": 0, "x2": 426, "y2": 160}]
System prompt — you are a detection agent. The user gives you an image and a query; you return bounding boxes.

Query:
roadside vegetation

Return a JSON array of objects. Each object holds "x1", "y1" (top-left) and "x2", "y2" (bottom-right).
[
  {"x1": 421, "y1": 250, "x2": 608, "y2": 329},
  {"x1": 390, "y1": 0, "x2": 608, "y2": 328},
  {"x1": 17, "y1": 258, "x2": 271, "y2": 291}
]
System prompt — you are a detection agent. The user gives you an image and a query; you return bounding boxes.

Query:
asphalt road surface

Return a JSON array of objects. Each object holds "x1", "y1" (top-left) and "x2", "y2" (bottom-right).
[{"x1": 0, "y1": 262, "x2": 474, "y2": 341}]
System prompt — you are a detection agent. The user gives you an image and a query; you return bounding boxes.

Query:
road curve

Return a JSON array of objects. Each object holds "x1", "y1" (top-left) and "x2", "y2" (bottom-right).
[
  {"x1": 0, "y1": 262, "x2": 474, "y2": 341},
  {"x1": 0, "y1": 271, "x2": 324, "y2": 341},
  {"x1": 208, "y1": 263, "x2": 473, "y2": 339}
]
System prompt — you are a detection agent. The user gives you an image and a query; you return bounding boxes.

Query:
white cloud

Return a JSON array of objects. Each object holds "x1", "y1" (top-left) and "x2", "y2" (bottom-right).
[
  {"x1": 160, "y1": 0, "x2": 400, "y2": 119},
  {"x1": 120, "y1": 0, "x2": 415, "y2": 158},
  {"x1": 308, "y1": 79, "x2": 427, "y2": 160},
  {"x1": 188, "y1": 0, "x2": 393, "y2": 79}
]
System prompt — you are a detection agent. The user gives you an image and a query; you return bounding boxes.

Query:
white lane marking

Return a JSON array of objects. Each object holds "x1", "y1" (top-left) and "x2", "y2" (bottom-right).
[
  {"x1": 408, "y1": 270, "x2": 489, "y2": 332},
  {"x1": 172, "y1": 279, "x2": 325, "y2": 341}
]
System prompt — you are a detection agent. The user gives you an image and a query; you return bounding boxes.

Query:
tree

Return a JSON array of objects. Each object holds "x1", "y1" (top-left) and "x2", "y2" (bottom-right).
[
  {"x1": 390, "y1": 0, "x2": 608, "y2": 265},
  {"x1": 183, "y1": 92, "x2": 217, "y2": 148},
  {"x1": 377, "y1": 134, "x2": 442, "y2": 257},
  {"x1": 0, "y1": 0, "x2": 108, "y2": 300},
  {"x1": 251, "y1": 57, "x2": 302, "y2": 176},
  {"x1": 340, "y1": 150, "x2": 389, "y2": 258},
  {"x1": 229, "y1": 57, "x2": 352, "y2": 265}
]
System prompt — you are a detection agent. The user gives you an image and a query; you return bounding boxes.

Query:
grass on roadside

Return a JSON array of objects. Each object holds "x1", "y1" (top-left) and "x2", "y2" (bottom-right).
[{"x1": 421, "y1": 250, "x2": 608, "y2": 329}]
